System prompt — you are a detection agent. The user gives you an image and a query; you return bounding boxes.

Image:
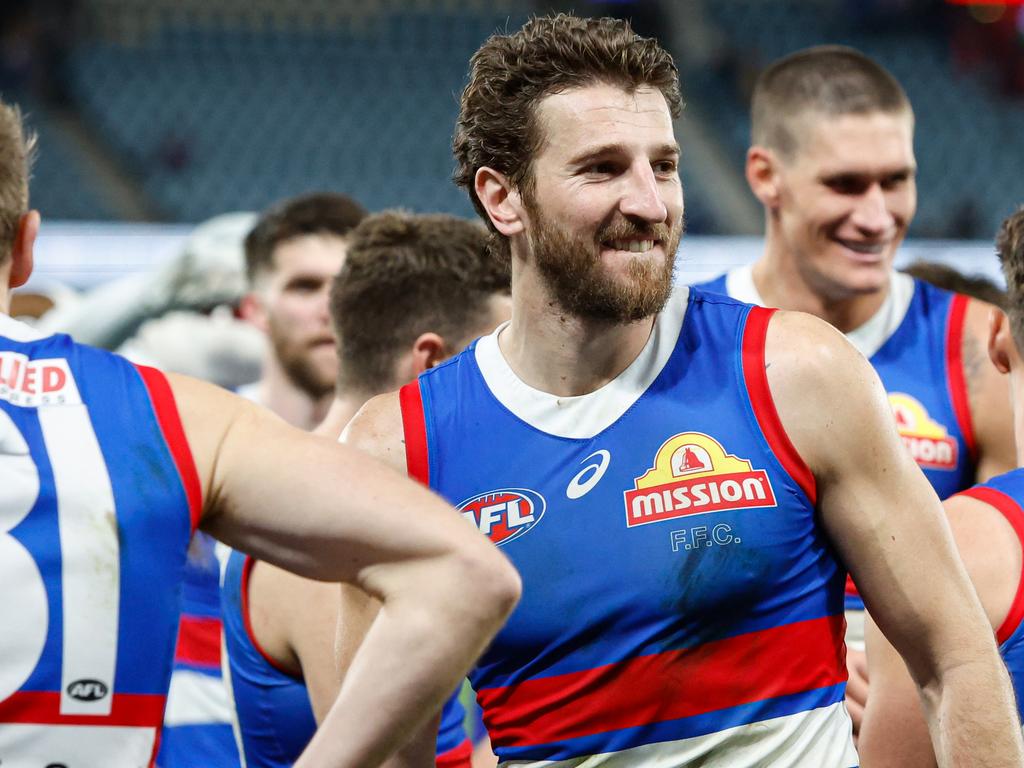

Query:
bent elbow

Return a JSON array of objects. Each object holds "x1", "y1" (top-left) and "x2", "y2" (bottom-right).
[{"x1": 453, "y1": 543, "x2": 522, "y2": 627}]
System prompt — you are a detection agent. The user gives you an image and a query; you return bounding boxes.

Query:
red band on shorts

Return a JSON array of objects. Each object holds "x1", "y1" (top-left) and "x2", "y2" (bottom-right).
[
  {"x1": 946, "y1": 294, "x2": 977, "y2": 462},
  {"x1": 400, "y1": 381, "x2": 430, "y2": 485},
  {"x1": 136, "y1": 365, "x2": 203, "y2": 531},
  {"x1": 741, "y1": 307, "x2": 817, "y2": 505},
  {"x1": 958, "y1": 486, "x2": 1024, "y2": 644}
]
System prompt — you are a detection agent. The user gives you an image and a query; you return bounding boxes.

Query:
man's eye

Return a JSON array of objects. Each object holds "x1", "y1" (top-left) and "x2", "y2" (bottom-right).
[{"x1": 654, "y1": 160, "x2": 677, "y2": 174}]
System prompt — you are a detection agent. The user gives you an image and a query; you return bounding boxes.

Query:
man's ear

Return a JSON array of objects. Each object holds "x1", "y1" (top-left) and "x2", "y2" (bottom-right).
[
  {"x1": 238, "y1": 291, "x2": 268, "y2": 333},
  {"x1": 9, "y1": 210, "x2": 39, "y2": 288},
  {"x1": 746, "y1": 146, "x2": 782, "y2": 210},
  {"x1": 409, "y1": 332, "x2": 448, "y2": 376},
  {"x1": 989, "y1": 307, "x2": 1018, "y2": 375},
  {"x1": 475, "y1": 167, "x2": 526, "y2": 238}
]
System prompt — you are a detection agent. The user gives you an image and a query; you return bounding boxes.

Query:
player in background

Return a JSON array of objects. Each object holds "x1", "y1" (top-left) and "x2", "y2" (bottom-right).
[
  {"x1": 690, "y1": 46, "x2": 1015, "y2": 731},
  {"x1": 0, "y1": 98, "x2": 520, "y2": 767},
  {"x1": 859, "y1": 207, "x2": 1024, "y2": 764},
  {"x1": 221, "y1": 211, "x2": 511, "y2": 768},
  {"x1": 238, "y1": 192, "x2": 366, "y2": 429},
  {"x1": 333, "y1": 15, "x2": 1023, "y2": 766},
  {"x1": 161, "y1": 193, "x2": 365, "y2": 766}
]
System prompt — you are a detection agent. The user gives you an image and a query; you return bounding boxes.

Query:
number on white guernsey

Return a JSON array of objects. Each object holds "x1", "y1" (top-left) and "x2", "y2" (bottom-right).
[
  {"x1": 38, "y1": 405, "x2": 120, "y2": 716},
  {"x1": 0, "y1": 404, "x2": 120, "y2": 717},
  {"x1": 0, "y1": 409, "x2": 48, "y2": 702}
]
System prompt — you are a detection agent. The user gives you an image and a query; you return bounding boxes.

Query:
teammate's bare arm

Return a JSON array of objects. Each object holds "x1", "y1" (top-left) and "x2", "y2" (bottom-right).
[
  {"x1": 858, "y1": 492, "x2": 1023, "y2": 766},
  {"x1": 333, "y1": 390, "x2": 445, "y2": 768},
  {"x1": 765, "y1": 310, "x2": 1024, "y2": 766},
  {"x1": 168, "y1": 373, "x2": 521, "y2": 767},
  {"x1": 963, "y1": 298, "x2": 1016, "y2": 482}
]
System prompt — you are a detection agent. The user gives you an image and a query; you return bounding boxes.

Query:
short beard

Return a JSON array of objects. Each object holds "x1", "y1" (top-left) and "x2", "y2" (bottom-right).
[
  {"x1": 526, "y1": 204, "x2": 683, "y2": 323},
  {"x1": 268, "y1": 325, "x2": 335, "y2": 400}
]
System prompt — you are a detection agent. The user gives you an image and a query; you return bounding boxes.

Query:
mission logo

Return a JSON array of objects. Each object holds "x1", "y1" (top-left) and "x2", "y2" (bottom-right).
[
  {"x1": 889, "y1": 393, "x2": 958, "y2": 471},
  {"x1": 458, "y1": 488, "x2": 546, "y2": 546},
  {"x1": 624, "y1": 432, "x2": 777, "y2": 528}
]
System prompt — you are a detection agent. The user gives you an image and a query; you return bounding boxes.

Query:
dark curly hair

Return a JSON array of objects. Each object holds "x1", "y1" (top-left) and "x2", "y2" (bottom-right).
[{"x1": 453, "y1": 13, "x2": 681, "y2": 261}]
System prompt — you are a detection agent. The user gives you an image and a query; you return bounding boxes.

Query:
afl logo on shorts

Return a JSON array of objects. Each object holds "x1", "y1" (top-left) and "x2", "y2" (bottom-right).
[
  {"x1": 624, "y1": 432, "x2": 777, "y2": 527},
  {"x1": 67, "y1": 678, "x2": 109, "y2": 702},
  {"x1": 458, "y1": 488, "x2": 546, "y2": 546}
]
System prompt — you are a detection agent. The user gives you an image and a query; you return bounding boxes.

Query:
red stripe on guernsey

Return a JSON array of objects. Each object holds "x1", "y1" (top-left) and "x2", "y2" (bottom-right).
[
  {"x1": 477, "y1": 615, "x2": 846, "y2": 747},
  {"x1": 136, "y1": 365, "x2": 203, "y2": 531},
  {"x1": 241, "y1": 555, "x2": 297, "y2": 677},
  {"x1": 174, "y1": 615, "x2": 222, "y2": 668},
  {"x1": 400, "y1": 381, "x2": 430, "y2": 485},
  {"x1": 958, "y1": 486, "x2": 1024, "y2": 644},
  {"x1": 436, "y1": 738, "x2": 472, "y2": 768},
  {"x1": 0, "y1": 691, "x2": 165, "y2": 726},
  {"x1": 946, "y1": 294, "x2": 977, "y2": 462},
  {"x1": 741, "y1": 307, "x2": 817, "y2": 505}
]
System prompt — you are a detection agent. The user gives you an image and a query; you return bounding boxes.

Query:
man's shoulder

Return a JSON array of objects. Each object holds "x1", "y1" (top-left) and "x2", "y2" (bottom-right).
[{"x1": 341, "y1": 389, "x2": 406, "y2": 472}]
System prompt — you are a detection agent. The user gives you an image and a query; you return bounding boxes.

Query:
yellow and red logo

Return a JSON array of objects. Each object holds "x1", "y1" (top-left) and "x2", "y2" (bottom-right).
[
  {"x1": 623, "y1": 432, "x2": 777, "y2": 528},
  {"x1": 888, "y1": 393, "x2": 957, "y2": 471}
]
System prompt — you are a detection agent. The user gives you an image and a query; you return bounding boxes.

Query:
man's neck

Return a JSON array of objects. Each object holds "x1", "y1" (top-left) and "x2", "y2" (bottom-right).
[
  {"x1": 753, "y1": 236, "x2": 890, "y2": 335},
  {"x1": 314, "y1": 392, "x2": 369, "y2": 439},
  {"x1": 498, "y1": 266, "x2": 658, "y2": 398},
  {"x1": 256, "y1": 357, "x2": 331, "y2": 431}
]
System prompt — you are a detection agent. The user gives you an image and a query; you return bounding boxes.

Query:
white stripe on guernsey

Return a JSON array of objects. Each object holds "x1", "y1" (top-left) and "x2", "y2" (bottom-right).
[
  {"x1": 164, "y1": 668, "x2": 234, "y2": 726},
  {"x1": 220, "y1": 632, "x2": 250, "y2": 768},
  {"x1": 497, "y1": 702, "x2": 857, "y2": 768},
  {"x1": 0, "y1": 313, "x2": 50, "y2": 342},
  {"x1": 474, "y1": 288, "x2": 689, "y2": 440},
  {"x1": 724, "y1": 265, "x2": 915, "y2": 360},
  {"x1": 39, "y1": 404, "x2": 120, "y2": 717},
  {"x1": 0, "y1": 723, "x2": 156, "y2": 765}
]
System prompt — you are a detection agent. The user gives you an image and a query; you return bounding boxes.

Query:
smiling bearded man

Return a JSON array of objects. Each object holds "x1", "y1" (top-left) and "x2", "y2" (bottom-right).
[{"x1": 691, "y1": 45, "x2": 1016, "y2": 738}]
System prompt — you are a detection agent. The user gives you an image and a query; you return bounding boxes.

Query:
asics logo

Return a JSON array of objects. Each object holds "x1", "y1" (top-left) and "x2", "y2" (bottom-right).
[{"x1": 566, "y1": 450, "x2": 612, "y2": 500}]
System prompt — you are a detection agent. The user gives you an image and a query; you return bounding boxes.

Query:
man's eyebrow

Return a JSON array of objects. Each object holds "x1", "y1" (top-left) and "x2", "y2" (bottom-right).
[{"x1": 566, "y1": 142, "x2": 681, "y2": 166}]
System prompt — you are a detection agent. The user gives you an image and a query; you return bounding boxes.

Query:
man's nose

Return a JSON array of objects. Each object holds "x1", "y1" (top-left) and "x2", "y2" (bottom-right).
[{"x1": 619, "y1": 163, "x2": 668, "y2": 223}]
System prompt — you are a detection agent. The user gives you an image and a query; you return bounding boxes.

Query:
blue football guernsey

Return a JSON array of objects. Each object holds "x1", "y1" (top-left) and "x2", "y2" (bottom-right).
[
  {"x1": 0, "y1": 314, "x2": 197, "y2": 765},
  {"x1": 399, "y1": 288, "x2": 856, "y2": 766},
  {"x1": 221, "y1": 550, "x2": 472, "y2": 767}
]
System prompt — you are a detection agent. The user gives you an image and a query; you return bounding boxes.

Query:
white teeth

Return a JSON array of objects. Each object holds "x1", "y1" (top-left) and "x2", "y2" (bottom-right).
[{"x1": 609, "y1": 240, "x2": 655, "y2": 253}]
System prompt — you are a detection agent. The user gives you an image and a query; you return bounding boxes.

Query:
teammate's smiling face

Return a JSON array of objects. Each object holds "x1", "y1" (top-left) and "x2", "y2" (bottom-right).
[
  {"x1": 521, "y1": 82, "x2": 684, "y2": 322},
  {"x1": 771, "y1": 110, "x2": 916, "y2": 298}
]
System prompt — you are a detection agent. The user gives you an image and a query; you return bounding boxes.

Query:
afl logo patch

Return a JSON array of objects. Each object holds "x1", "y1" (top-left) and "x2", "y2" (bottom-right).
[
  {"x1": 67, "y1": 678, "x2": 109, "y2": 702},
  {"x1": 459, "y1": 488, "x2": 546, "y2": 546}
]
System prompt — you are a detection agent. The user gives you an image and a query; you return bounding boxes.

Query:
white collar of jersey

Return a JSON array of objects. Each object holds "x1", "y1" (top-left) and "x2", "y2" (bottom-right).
[
  {"x1": 0, "y1": 313, "x2": 50, "y2": 342},
  {"x1": 722, "y1": 264, "x2": 914, "y2": 359},
  {"x1": 474, "y1": 287, "x2": 689, "y2": 439}
]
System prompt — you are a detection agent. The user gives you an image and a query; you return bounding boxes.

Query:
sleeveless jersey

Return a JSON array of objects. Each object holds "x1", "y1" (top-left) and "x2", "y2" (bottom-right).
[
  {"x1": 158, "y1": 531, "x2": 240, "y2": 768},
  {"x1": 400, "y1": 288, "x2": 856, "y2": 766},
  {"x1": 955, "y1": 470, "x2": 1024, "y2": 724},
  {"x1": 0, "y1": 314, "x2": 198, "y2": 766},
  {"x1": 221, "y1": 550, "x2": 472, "y2": 767},
  {"x1": 694, "y1": 272, "x2": 975, "y2": 615}
]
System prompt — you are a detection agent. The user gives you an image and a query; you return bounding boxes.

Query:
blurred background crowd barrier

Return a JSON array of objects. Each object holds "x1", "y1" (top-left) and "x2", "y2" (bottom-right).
[{"x1": 2, "y1": 0, "x2": 1021, "y2": 300}]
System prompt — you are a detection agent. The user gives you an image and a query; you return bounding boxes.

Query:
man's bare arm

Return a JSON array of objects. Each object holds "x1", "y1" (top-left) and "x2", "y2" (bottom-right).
[
  {"x1": 765, "y1": 311, "x2": 1023, "y2": 766},
  {"x1": 963, "y1": 299, "x2": 1016, "y2": 483},
  {"x1": 169, "y1": 373, "x2": 520, "y2": 767},
  {"x1": 859, "y1": 492, "x2": 1022, "y2": 765}
]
